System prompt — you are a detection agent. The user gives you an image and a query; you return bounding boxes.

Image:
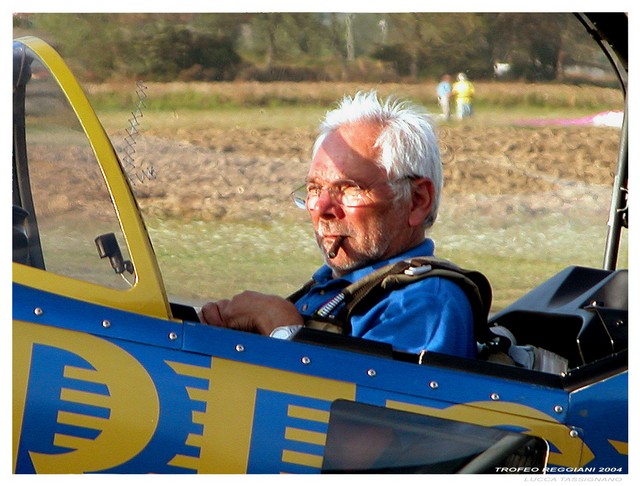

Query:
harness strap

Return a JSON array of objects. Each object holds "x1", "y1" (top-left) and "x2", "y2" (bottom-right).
[{"x1": 288, "y1": 256, "x2": 493, "y2": 342}]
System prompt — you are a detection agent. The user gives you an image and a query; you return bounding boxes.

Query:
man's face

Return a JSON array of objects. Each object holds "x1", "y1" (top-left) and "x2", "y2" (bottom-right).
[{"x1": 306, "y1": 122, "x2": 420, "y2": 276}]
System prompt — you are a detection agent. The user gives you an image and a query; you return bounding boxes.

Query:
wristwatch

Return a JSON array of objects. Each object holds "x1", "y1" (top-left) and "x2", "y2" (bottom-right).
[{"x1": 269, "y1": 325, "x2": 303, "y2": 340}]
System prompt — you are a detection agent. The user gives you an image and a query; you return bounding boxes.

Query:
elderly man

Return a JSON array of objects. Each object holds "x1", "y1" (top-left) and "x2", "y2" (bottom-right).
[{"x1": 200, "y1": 91, "x2": 478, "y2": 358}]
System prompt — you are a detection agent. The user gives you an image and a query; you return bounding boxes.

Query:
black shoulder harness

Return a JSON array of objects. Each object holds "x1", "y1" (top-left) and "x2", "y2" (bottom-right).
[{"x1": 287, "y1": 256, "x2": 493, "y2": 343}]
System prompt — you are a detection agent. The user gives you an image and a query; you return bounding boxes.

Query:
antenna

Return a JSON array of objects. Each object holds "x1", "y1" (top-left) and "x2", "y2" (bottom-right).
[{"x1": 121, "y1": 81, "x2": 156, "y2": 184}]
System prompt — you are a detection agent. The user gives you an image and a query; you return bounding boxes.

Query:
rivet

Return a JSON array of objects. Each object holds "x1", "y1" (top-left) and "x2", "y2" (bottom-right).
[
  {"x1": 554, "y1": 405, "x2": 564, "y2": 414},
  {"x1": 367, "y1": 369, "x2": 377, "y2": 377},
  {"x1": 429, "y1": 381, "x2": 439, "y2": 389},
  {"x1": 569, "y1": 429, "x2": 579, "y2": 438},
  {"x1": 490, "y1": 393, "x2": 500, "y2": 401},
  {"x1": 34, "y1": 307, "x2": 43, "y2": 316},
  {"x1": 301, "y1": 356, "x2": 311, "y2": 365},
  {"x1": 168, "y1": 332, "x2": 178, "y2": 341},
  {"x1": 102, "y1": 320, "x2": 111, "y2": 328},
  {"x1": 235, "y1": 344, "x2": 245, "y2": 352}
]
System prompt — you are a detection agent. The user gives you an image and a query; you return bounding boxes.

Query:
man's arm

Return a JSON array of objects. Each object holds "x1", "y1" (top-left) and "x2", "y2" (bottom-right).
[{"x1": 199, "y1": 291, "x2": 304, "y2": 335}]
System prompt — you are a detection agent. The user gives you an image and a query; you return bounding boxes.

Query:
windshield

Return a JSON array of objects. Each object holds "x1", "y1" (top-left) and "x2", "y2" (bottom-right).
[
  {"x1": 14, "y1": 13, "x2": 627, "y2": 311},
  {"x1": 13, "y1": 43, "x2": 133, "y2": 289}
]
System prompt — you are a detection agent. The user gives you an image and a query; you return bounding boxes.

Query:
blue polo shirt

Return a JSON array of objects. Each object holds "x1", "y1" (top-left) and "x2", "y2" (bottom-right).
[{"x1": 293, "y1": 239, "x2": 476, "y2": 357}]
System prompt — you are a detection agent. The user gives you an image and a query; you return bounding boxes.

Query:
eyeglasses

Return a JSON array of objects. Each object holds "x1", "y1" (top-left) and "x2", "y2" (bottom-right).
[{"x1": 290, "y1": 176, "x2": 414, "y2": 210}]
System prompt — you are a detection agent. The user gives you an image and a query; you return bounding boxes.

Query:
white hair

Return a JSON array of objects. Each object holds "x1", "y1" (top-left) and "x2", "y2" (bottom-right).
[{"x1": 312, "y1": 90, "x2": 443, "y2": 228}]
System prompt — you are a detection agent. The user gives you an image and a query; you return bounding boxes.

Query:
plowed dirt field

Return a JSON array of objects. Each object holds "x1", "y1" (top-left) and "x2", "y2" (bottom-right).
[{"x1": 124, "y1": 123, "x2": 620, "y2": 223}]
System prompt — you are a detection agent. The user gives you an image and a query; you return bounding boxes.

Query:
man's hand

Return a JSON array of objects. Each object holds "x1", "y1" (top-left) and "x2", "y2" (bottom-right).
[{"x1": 199, "y1": 291, "x2": 304, "y2": 336}]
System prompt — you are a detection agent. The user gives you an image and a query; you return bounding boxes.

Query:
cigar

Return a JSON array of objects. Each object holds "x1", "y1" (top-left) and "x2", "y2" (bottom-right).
[{"x1": 327, "y1": 236, "x2": 344, "y2": 259}]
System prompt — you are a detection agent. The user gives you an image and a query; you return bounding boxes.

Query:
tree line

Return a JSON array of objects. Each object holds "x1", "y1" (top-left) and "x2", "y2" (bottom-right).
[{"x1": 13, "y1": 13, "x2": 612, "y2": 84}]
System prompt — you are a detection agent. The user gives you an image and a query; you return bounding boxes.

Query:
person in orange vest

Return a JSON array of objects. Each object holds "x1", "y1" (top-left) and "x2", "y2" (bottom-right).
[{"x1": 452, "y1": 72, "x2": 475, "y2": 120}]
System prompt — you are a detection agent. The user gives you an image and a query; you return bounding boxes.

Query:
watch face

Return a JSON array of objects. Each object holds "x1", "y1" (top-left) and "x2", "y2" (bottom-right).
[{"x1": 270, "y1": 325, "x2": 301, "y2": 339}]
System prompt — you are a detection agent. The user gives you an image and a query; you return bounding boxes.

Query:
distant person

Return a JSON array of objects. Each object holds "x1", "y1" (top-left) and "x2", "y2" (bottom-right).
[
  {"x1": 436, "y1": 74, "x2": 452, "y2": 120},
  {"x1": 452, "y1": 72, "x2": 475, "y2": 120},
  {"x1": 199, "y1": 90, "x2": 483, "y2": 358}
]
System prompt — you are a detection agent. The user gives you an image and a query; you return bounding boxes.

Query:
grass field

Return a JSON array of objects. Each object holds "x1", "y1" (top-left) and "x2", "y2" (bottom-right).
[
  {"x1": 87, "y1": 80, "x2": 623, "y2": 112},
  {"x1": 142, "y1": 186, "x2": 627, "y2": 311}
]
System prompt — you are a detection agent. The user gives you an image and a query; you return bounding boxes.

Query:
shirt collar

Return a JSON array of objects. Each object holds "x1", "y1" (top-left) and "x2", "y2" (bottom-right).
[{"x1": 311, "y1": 238, "x2": 436, "y2": 285}]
